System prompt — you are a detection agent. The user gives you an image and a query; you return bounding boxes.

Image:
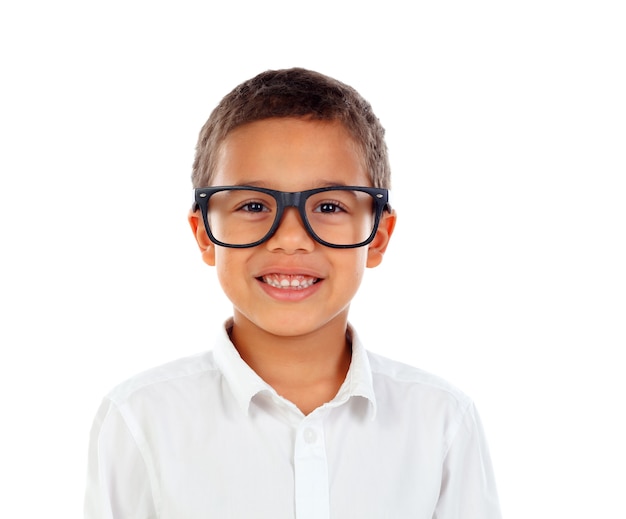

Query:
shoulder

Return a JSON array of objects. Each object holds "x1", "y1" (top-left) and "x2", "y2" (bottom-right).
[
  {"x1": 365, "y1": 351, "x2": 478, "y2": 453},
  {"x1": 106, "y1": 350, "x2": 220, "y2": 406},
  {"x1": 367, "y1": 350, "x2": 473, "y2": 412}
]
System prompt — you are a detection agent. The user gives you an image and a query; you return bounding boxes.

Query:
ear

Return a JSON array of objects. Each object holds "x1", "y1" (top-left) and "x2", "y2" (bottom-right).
[
  {"x1": 188, "y1": 210, "x2": 216, "y2": 266},
  {"x1": 366, "y1": 209, "x2": 397, "y2": 268}
]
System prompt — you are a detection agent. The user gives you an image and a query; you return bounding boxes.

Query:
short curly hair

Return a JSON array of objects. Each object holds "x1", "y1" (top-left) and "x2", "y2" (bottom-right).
[{"x1": 191, "y1": 68, "x2": 390, "y2": 189}]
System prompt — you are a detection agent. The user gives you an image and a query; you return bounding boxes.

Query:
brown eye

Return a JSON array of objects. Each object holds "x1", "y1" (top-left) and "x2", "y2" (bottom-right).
[
  {"x1": 314, "y1": 201, "x2": 346, "y2": 213},
  {"x1": 240, "y1": 201, "x2": 268, "y2": 213}
]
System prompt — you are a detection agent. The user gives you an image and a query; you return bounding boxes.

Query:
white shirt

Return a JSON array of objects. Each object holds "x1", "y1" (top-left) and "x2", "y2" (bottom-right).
[{"x1": 85, "y1": 322, "x2": 501, "y2": 519}]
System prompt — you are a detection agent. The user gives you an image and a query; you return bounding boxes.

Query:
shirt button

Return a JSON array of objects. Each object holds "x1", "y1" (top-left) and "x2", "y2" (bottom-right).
[{"x1": 303, "y1": 427, "x2": 317, "y2": 444}]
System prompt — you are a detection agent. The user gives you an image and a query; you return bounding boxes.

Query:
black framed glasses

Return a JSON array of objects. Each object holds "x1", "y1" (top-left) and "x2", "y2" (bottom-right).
[{"x1": 193, "y1": 186, "x2": 391, "y2": 249}]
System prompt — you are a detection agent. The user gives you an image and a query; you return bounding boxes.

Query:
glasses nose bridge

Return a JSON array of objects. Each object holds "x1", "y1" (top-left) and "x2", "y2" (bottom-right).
[
  {"x1": 276, "y1": 190, "x2": 308, "y2": 224},
  {"x1": 278, "y1": 190, "x2": 304, "y2": 210}
]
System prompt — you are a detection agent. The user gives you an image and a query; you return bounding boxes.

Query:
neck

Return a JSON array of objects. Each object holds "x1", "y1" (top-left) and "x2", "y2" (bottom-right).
[{"x1": 229, "y1": 314, "x2": 352, "y2": 415}]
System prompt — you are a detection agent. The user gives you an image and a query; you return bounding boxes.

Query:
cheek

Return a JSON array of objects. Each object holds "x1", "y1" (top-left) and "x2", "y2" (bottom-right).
[
  {"x1": 338, "y1": 249, "x2": 368, "y2": 286},
  {"x1": 213, "y1": 249, "x2": 244, "y2": 293}
]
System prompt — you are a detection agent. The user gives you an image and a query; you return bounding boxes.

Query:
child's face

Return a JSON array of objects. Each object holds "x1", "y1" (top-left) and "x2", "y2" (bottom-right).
[{"x1": 189, "y1": 117, "x2": 395, "y2": 339}]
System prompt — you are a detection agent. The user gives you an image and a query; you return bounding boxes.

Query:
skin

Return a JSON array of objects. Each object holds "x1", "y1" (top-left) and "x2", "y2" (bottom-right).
[{"x1": 189, "y1": 117, "x2": 396, "y2": 414}]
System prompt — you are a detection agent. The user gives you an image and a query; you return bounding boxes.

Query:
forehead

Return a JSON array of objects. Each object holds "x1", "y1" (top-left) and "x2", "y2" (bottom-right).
[{"x1": 212, "y1": 118, "x2": 370, "y2": 189}]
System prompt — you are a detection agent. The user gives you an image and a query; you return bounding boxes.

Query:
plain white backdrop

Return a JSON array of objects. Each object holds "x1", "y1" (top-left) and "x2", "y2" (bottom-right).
[{"x1": 1, "y1": 1, "x2": 624, "y2": 517}]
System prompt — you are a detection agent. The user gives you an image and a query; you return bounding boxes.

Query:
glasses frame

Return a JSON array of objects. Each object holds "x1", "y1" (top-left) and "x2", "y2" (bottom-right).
[{"x1": 193, "y1": 185, "x2": 391, "y2": 249}]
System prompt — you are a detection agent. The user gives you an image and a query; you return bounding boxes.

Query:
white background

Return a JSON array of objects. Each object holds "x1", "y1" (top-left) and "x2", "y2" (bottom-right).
[{"x1": 1, "y1": 1, "x2": 624, "y2": 517}]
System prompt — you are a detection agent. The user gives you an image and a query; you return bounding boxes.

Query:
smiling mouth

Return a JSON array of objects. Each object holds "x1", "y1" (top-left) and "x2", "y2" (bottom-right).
[{"x1": 259, "y1": 274, "x2": 320, "y2": 289}]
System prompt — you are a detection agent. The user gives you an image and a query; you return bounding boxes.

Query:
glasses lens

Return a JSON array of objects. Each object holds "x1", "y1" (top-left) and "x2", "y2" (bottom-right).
[
  {"x1": 207, "y1": 189, "x2": 277, "y2": 246},
  {"x1": 304, "y1": 189, "x2": 376, "y2": 246}
]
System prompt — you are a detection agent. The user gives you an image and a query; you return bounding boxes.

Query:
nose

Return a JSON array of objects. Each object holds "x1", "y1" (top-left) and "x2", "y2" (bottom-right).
[{"x1": 265, "y1": 207, "x2": 315, "y2": 253}]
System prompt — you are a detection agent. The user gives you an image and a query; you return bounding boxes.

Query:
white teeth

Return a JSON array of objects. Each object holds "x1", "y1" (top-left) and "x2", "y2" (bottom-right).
[{"x1": 262, "y1": 274, "x2": 318, "y2": 289}]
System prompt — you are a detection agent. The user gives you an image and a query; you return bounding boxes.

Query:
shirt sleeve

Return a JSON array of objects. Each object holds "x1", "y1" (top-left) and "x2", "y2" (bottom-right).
[
  {"x1": 84, "y1": 398, "x2": 158, "y2": 519},
  {"x1": 434, "y1": 402, "x2": 502, "y2": 519}
]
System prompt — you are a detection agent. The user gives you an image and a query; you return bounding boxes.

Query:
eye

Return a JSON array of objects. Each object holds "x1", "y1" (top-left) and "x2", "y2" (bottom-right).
[
  {"x1": 314, "y1": 201, "x2": 347, "y2": 214},
  {"x1": 237, "y1": 200, "x2": 270, "y2": 213}
]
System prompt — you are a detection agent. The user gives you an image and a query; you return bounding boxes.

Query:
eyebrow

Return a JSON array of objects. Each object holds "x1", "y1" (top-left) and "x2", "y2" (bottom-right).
[{"x1": 223, "y1": 180, "x2": 353, "y2": 190}]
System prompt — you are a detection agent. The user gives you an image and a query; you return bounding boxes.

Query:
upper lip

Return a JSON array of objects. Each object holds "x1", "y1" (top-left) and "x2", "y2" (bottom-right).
[{"x1": 254, "y1": 266, "x2": 325, "y2": 279}]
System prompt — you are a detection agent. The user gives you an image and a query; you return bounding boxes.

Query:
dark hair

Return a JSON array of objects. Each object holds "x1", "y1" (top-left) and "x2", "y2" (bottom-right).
[{"x1": 191, "y1": 68, "x2": 390, "y2": 189}]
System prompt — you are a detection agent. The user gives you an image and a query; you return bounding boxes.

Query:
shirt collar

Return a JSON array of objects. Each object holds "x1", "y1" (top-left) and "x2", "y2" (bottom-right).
[
  {"x1": 332, "y1": 325, "x2": 377, "y2": 419},
  {"x1": 212, "y1": 319, "x2": 273, "y2": 415},
  {"x1": 212, "y1": 319, "x2": 377, "y2": 419}
]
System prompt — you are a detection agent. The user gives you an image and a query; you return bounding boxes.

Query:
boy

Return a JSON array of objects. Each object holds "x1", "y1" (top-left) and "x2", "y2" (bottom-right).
[{"x1": 85, "y1": 68, "x2": 501, "y2": 518}]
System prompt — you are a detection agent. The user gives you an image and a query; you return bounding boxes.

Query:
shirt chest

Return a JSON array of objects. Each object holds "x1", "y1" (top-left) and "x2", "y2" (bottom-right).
[{"x1": 146, "y1": 396, "x2": 444, "y2": 519}]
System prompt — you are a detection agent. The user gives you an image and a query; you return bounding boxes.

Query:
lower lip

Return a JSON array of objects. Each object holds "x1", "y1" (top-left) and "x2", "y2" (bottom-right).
[{"x1": 257, "y1": 279, "x2": 323, "y2": 302}]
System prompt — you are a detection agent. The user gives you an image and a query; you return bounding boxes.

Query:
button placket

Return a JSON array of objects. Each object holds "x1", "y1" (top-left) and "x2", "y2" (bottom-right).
[{"x1": 294, "y1": 417, "x2": 329, "y2": 519}]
